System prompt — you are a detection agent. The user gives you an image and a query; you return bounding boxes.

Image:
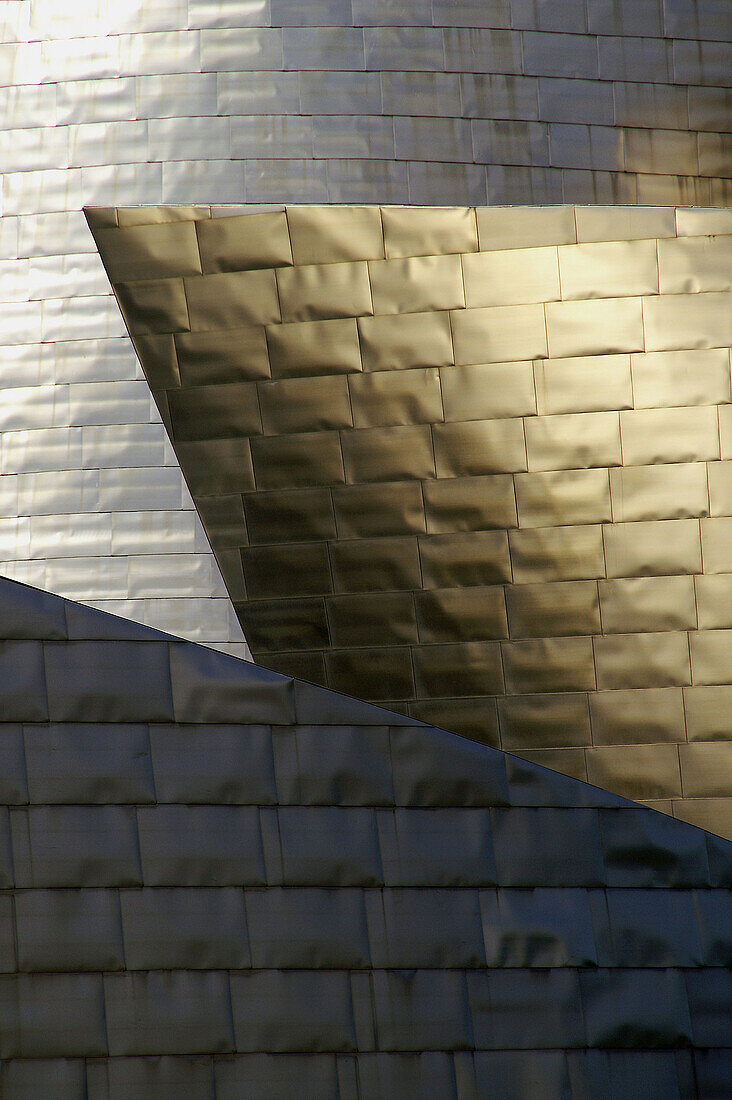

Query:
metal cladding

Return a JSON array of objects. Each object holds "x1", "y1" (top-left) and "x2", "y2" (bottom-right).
[
  {"x1": 90, "y1": 202, "x2": 732, "y2": 841},
  {"x1": 1, "y1": 1, "x2": 731, "y2": 654},
  {"x1": 0, "y1": 572, "x2": 729, "y2": 1097}
]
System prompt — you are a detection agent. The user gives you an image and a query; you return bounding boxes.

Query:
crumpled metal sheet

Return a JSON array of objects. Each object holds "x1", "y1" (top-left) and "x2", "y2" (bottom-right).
[
  {"x1": 0, "y1": 572, "x2": 729, "y2": 1096},
  {"x1": 90, "y1": 203, "x2": 732, "y2": 839}
]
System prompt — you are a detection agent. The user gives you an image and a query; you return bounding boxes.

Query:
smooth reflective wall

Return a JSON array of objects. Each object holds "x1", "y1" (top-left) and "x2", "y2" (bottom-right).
[
  {"x1": 91, "y1": 203, "x2": 732, "y2": 839},
  {"x1": 1, "y1": 1, "x2": 731, "y2": 653}
]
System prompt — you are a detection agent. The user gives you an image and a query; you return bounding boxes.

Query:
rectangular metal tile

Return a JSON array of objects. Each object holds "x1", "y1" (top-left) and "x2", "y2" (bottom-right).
[
  {"x1": 621, "y1": 406, "x2": 720, "y2": 465},
  {"x1": 509, "y1": 524, "x2": 605, "y2": 583},
  {"x1": 332, "y1": 481, "x2": 425, "y2": 538},
  {"x1": 451, "y1": 303, "x2": 548, "y2": 365},
  {"x1": 594, "y1": 631, "x2": 691, "y2": 689},
  {"x1": 515, "y1": 468, "x2": 611, "y2": 528},
  {"x1": 415, "y1": 585, "x2": 508, "y2": 643},
  {"x1": 342, "y1": 424, "x2": 435, "y2": 483},
  {"x1": 546, "y1": 296, "x2": 644, "y2": 358},
  {"x1": 349, "y1": 367, "x2": 443, "y2": 428},
  {"x1": 423, "y1": 474, "x2": 518, "y2": 533},
  {"x1": 433, "y1": 419, "x2": 527, "y2": 477},
  {"x1": 598, "y1": 575, "x2": 697, "y2": 633},
  {"x1": 533, "y1": 354, "x2": 632, "y2": 415},
  {"x1": 609, "y1": 462, "x2": 709, "y2": 522},
  {"x1": 506, "y1": 579, "x2": 600, "y2": 638},
  {"x1": 258, "y1": 375, "x2": 352, "y2": 434},
  {"x1": 525, "y1": 411, "x2": 621, "y2": 472},
  {"x1": 358, "y1": 311, "x2": 454, "y2": 372},
  {"x1": 589, "y1": 686, "x2": 686, "y2": 745},
  {"x1": 266, "y1": 316, "x2": 362, "y2": 379},
  {"x1": 419, "y1": 531, "x2": 512, "y2": 588},
  {"x1": 276, "y1": 260, "x2": 373, "y2": 323},
  {"x1": 603, "y1": 518, "x2": 702, "y2": 578}
]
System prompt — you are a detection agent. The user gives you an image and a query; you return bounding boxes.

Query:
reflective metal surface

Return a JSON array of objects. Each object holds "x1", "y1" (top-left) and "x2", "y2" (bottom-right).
[
  {"x1": 92, "y1": 203, "x2": 732, "y2": 839},
  {"x1": 1, "y1": 0, "x2": 730, "y2": 653},
  {"x1": 0, "y1": 572, "x2": 729, "y2": 1096}
]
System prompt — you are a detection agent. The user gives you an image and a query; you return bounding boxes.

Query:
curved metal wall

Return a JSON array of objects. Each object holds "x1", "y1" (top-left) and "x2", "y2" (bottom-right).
[
  {"x1": 1, "y1": 0, "x2": 730, "y2": 652},
  {"x1": 91, "y1": 202, "x2": 732, "y2": 840}
]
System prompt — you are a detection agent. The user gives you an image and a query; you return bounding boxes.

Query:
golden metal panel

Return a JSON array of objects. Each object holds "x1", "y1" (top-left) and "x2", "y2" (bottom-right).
[
  {"x1": 620, "y1": 406, "x2": 720, "y2": 465},
  {"x1": 673, "y1": 798, "x2": 732, "y2": 837},
  {"x1": 382, "y1": 205, "x2": 478, "y2": 258},
  {"x1": 286, "y1": 206, "x2": 384, "y2": 265},
  {"x1": 423, "y1": 475, "x2": 517, "y2": 534},
  {"x1": 684, "y1": 685, "x2": 732, "y2": 742},
  {"x1": 700, "y1": 517, "x2": 732, "y2": 574},
  {"x1": 643, "y1": 291, "x2": 732, "y2": 352},
  {"x1": 533, "y1": 354, "x2": 632, "y2": 415},
  {"x1": 461, "y1": 246, "x2": 560, "y2": 308},
  {"x1": 476, "y1": 206, "x2": 576, "y2": 250},
  {"x1": 408, "y1": 697, "x2": 500, "y2": 747},
  {"x1": 237, "y1": 599, "x2": 329, "y2": 654},
  {"x1": 451, "y1": 303, "x2": 548, "y2": 365},
  {"x1": 94, "y1": 221, "x2": 202, "y2": 281},
  {"x1": 357, "y1": 311, "x2": 454, "y2": 372},
  {"x1": 348, "y1": 368, "x2": 443, "y2": 429},
  {"x1": 689, "y1": 629, "x2": 732, "y2": 686},
  {"x1": 598, "y1": 576, "x2": 697, "y2": 634},
  {"x1": 329, "y1": 537, "x2": 421, "y2": 593},
  {"x1": 609, "y1": 462, "x2": 709, "y2": 523},
  {"x1": 497, "y1": 692, "x2": 591, "y2": 749},
  {"x1": 506, "y1": 580, "x2": 600, "y2": 638},
  {"x1": 184, "y1": 269, "x2": 280, "y2": 330},
  {"x1": 327, "y1": 592, "x2": 418, "y2": 647},
  {"x1": 115, "y1": 277, "x2": 190, "y2": 335},
  {"x1": 368, "y1": 254, "x2": 465, "y2": 315},
  {"x1": 509, "y1": 525, "x2": 605, "y2": 583},
  {"x1": 721, "y1": 405, "x2": 732, "y2": 461},
  {"x1": 440, "y1": 361, "x2": 536, "y2": 422},
  {"x1": 558, "y1": 239, "x2": 658, "y2": 301},
  {"x1": 589, "y1": 688, "x2": 686, "y2": 745},
  {"x1": 419, "y1": 531, "x2": 512, "y2": 588},
  {"x1": 525, "y1": 411, "x2": 621, "y2": 472},
  {"x1": 257, "y1": 375, "x2": 352, "y2": 434},
  {"x1": 275, "y1": 260, "x2": 373, "y2": 323},
  {"x1": 333, "y1": 482, "x2": 425, "y2": 539},
  {"x1": 708, "y1": 461, "x2": 732, "y2": 517},
  {"x1": 679, "y1": 743, "x2": 732, "y2": 798},
  {"x1": 502, "y1": 637, "x2": 596, "y2": 693},
  {"x1": 174, "y1": 437, "x2": 255, "y2": 496},
  {"x1": 130, "y1": 334, "x2": 180, "y2": 390},
  {"x1": 515, "y1": 468, "x2": 611, "y2": 528},
  {"x1": 545, "y1": 296, "x2": 644, "y2": 358},
  {"x1": 594, "y1": 632, "x2": 691, "y2": 689},
  {"x1": 413, "y1": 641, "x2": 504, "y2": 698},
  {"x1": 266, "y1": 317, "x2": 362, "y2": 379},
  {"x1": 326, "y1": 646, "x2": 414, "y2": 701},
  {"x1": 574, "y1": 206, "x2": 676, "y2": 244},
  {"x1": 196, "y1": 210, "x2": 293, "y2": 274},
  {"x1": 175, "y1": 325, "x2": 271, "y2": 385},
  {"x1": 341, "y1": 424, "x2": 435, "y2": 483},
  {"x1": 695, "y1": 574, "x2": 732, "y2": 630},
  {"x1": 415, "y1": 586, "x2": 508, "y2": 643},
  {"x1": 243, "y1": 488, "x2": 336, "y2": 545},
  {"x1": 658, "y1": 235, "x2": 732, "y2": 295},
  {"x1": 261, "y1": 650, "x2": 327, "y2": 686},
  {"x1": 604, "y1": 519, "x2": 702, "y2": 578},
  {"x1": 250, "y1": 431, "x2": 345, "y2": 490},
  {"x1": 241, "y1": 542, "x2": 332, "y2": 599},
  {"x1": 433, "y1": 419, "x2": 527, "y2": 477},
  {"x1": 586, "y1": 744, "x2": 682, "y2": 800},
  {"x1": 513, "y1": 748, "x2": 588, "y2": 783},
  {"x1": 168, "y1": 381, "x2": 262, "y2": 441}
]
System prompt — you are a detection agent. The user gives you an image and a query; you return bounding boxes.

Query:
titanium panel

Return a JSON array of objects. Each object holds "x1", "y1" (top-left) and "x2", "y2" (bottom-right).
[{"x1": 93, "y1": 203, "x2": 732, "y2": 835}]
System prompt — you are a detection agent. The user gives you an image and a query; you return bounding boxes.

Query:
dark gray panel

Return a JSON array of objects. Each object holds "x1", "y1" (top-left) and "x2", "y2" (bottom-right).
[
  {"x1": 693, "y1": 1050, "x2": 732, "y2": 1099},
  {"x1": 372, "y1": 969, "x2": 472, "y2": 1050},
  {"x1": 473, "y1": 1051, "x2": 570, "y2": 1100},
  {"x1": 389, "y1": 724, "x2": 510, "y2": 807},
  {"x1": 169, "y1": 642, "x2": 296, "y2": 724},
  {"x1": 485, "y1": 888, "x2": 597, "y2": 966},
  {"x1": 695, "y1": 889, "x2": 732, "y2": 966},
  {"x1": 605, "y1": 889, "x2": 702, "y2": 966},
  {"x1": 0, "y1": 726, "x2": 28, "y2": 804},
  {"x1": 580, "y1": 969, "x2": 693, "y2": 1047},
  {"x1": 0, "y1": 642, "x2": 48, "y2": 722},
  {"x1": 375, "y1": 887, "x2": 485, "y2": 967},
  {"x1": 566, "y1": 1050, "x2": 683, "y2": 1100},
  {"x1": 149, "y1": 724, "x2": 277, "y2": 805},
  {"x1": 355, "y1": 1053, "x2": 457, "y2": 1100},
  {"x1": 0, "y1": 1058, "x2": 87, "y2": 1100},
  {"x1": 86, "y1": 1056, "x2": 215, "y2": 1100},
  {"x1": 121, "y1": 887, "x2": 250, "y2": 970},
  {"x1": 379, "y1": 808, "x2": 496, "y2": 886},
  {"x1": 503, "y1": 753, "x2": 626, "y2": 808},
  {"x1": 278, "y1": 807, "x2": 382, "y2": 886},
  {"x1": 104, "y1": 971, "x2": 234, "y2": 1056},
  {"x1": 469, "y1": 969, "x2": 584, "y2": 1048},
  {"x1": 0, "y1": 973, "x2": 107, "y2": 1058},
  {"x1": 215, "y1": 1054, "x2": 339, "y2": 1099},
  {"x1": 64, "y1": 601, "x2": 170, "y2": 641},
  {"x1": 245, "y1": 887, "x2": 370, "y2": 968},
  {"x1": 15, "y1": 888, "x2": 124, "y2": 972},
  {"x1": 23, "y1": 723, "x2": 155, "y2": 804},
  {"x1": 286, "y1": 725, "x2": 394, "y2": 806},
  {"x1": 230, "y1": 970, "x2": 356, "y2": 1053},
  {"x1": 491, "y1": 808, "x2": 605, "y2": 886},
  {"x1": 137, "y1": 805, "x2": 265, "y2": 886},
  {"x1": 685, "y1": 969, "x2": 732, "y2": 1048},
  {"x1": 0, "y1": 580, "x2": 67, "y2": 640},
  {"x1": 43, "y1": 641, "x2": 174, "y2": 722},
  {"x1": 25, "y1": 805, "x2": 141, "y2": 888},
  {"x1": 599, "y1": 808, "x2": 710, "y2": 886}
]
